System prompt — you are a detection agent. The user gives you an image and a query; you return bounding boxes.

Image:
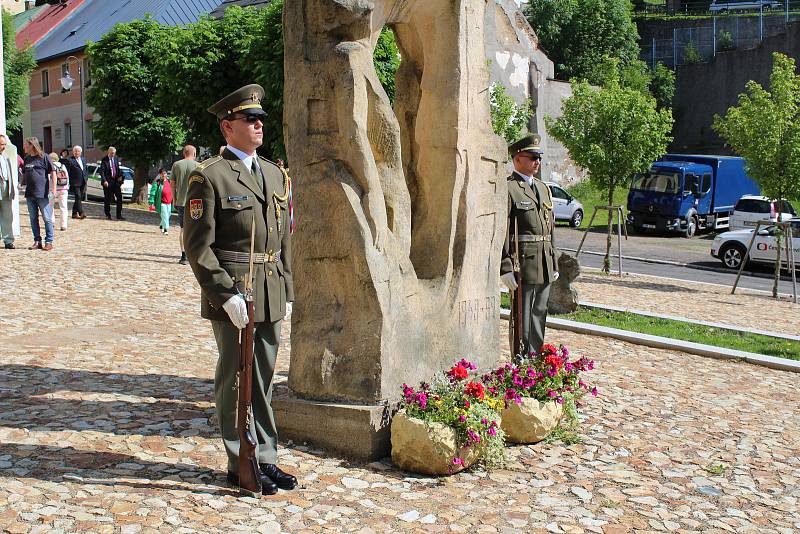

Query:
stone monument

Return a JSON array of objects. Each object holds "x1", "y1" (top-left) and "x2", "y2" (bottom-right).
[{"x1": 277, "y1": 0, "x2": 506, "y2": 459}]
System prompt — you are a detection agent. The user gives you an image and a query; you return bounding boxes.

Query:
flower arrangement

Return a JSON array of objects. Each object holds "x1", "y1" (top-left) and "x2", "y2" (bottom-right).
[
  {"x1": 484, "y1": 344, "x2": 596, "y2": 407},
  {"x1": 400, "y1": 358, "x2": 507, "y2": 470}
]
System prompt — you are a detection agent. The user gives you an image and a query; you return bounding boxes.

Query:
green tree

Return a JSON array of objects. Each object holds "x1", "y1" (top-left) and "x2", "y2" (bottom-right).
[
  {"x1": 524, "y1": 0, "x2": 640, "y2": 85},
  {"x1": 86, "y1": 18, "x2": 186, "y2": 203},
  {"x1": 374, "y1": 27, "x2": 401, "y2": 104},
  {"x1": 547, "y1": 74, "x2": 673, "y2": 273},
  {"x1": 682, "y1": 41, "x2": 702, "y2": 65},
  {"x1": 154, "y1": 4, "x2": 285, "y2": 160},
  {"x1": 592, "y1": 56, "x2": 675, "y2": 111},
  {"x1": 3, "y1": 8, "x2": 36, "y2": 133},
  {"x1": 713, "y1": 52, "x2": 800, "y2": 298},
  {"x1": 489, "y1": 83, "x2": 533, "y2": 144}
]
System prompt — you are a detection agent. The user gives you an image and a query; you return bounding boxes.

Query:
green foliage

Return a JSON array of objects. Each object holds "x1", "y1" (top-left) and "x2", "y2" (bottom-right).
[
  {"x1": 489, "y1": 83, "x2": 533, "y2": 144},
  {"x1": 594, "y1": 57, "x2": 675, "y2": 111},
  {"x1": 524, "y1": 0, "x2": 640, "y2": 84},
  {"x1": 650, "y1": 62, "x2": 676, "y2": 110},
  {"x1": 717, "y1": 30, "x2": 735, "y2": 51},
  {"x1": 2, "y1": 8, "x2": 36, "y2": 133},
  {"x1": 682, "y1": 41, "x2": 703, "y2": 64},
  {"x1": 546, "y1": 74, "x2": 673, "y2": 272},
  {"x1": 374, "y1": 27, "x2": 401, "y2": 104},
  {"x1": 153, "y1": 4, "x2": 285, "y2": 160},
  {"x1": 86, "y1": 18, "x2": 186, "y2": 201},
  {"x1": 713, "y1": 53, "x2": 800, "y2": 297}
]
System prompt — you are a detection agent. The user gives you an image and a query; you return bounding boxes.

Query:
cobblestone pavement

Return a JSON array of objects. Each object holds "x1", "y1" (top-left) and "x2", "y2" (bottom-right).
[{"x1": 2, "y1": 204, "x2": 800, "y2": 533}]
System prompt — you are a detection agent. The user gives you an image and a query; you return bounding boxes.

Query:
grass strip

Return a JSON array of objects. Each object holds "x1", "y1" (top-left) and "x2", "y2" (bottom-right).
[
  {"x1": 564, "y1": 182, "x2": 629, "y2": 230},
  {"x1": 499, "y1": 294, "x2": 799, "y2": 360}
]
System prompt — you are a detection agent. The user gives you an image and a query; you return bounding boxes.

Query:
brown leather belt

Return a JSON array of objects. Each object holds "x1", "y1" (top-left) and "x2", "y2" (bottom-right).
[
  {"x1": 517, "y1": 235, "x2": 551, "y2": 243},
  {"x1": 215, "y1": 249, "x2": 281, "y2": 263}
]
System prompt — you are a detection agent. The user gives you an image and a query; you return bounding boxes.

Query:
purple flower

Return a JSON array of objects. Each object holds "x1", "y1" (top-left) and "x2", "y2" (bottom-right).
[
  {"x1": 481, "y1": 418, "x2": 488, "y2": 425},
  {"x1": 556, "y1": 396, "x2": 564, "y2": 404},
  {"x1": 505, "y1": 388, "x2": 517, "y2": 400},
  {"x1": 416, "y1": 392, "x2": 428, "y2": 409},
  {"x1": 459, "y1": 415, "x2": 467, "y2": 423},
  {"x1": 591, "y1": 387, "x2": 598, "y2": 397},
  {"x1": 488, "y1": 426, "x2": 497, "y2": 437},
  {"x1": 548, "y1": 390, "x2": 557, "y2": 398},
  {"x1": 452, "y1": 457, "x2": 463, "y2": 466}
]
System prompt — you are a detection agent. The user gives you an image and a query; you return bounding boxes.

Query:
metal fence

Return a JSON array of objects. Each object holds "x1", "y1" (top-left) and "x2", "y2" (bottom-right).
[{"x1": 639, "y1": 4, "x2": 800, "y2": 67}]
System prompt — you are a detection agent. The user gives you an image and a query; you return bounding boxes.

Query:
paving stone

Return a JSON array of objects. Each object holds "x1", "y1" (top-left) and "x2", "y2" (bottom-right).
[{"x1": 0, "y1": 203, "x2": 798, "y2": 532}]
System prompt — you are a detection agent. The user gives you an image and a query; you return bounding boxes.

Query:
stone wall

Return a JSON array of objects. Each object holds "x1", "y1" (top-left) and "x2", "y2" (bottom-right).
[
  {"x1": 671, "y1": 20, "x2": 800, "y2": 153},
  {"x1": 486, "y1": 0, "x2": 585, "y2": 186}
]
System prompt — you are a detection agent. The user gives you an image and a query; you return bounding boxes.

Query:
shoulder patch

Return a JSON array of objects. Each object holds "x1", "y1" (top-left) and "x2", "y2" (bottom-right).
[
  {"x1": 188, "y1": 174, "x2": 205, "y2": 185},
  {"x1": 196, "y1": 155, "x2": 223, "y2": 171}
]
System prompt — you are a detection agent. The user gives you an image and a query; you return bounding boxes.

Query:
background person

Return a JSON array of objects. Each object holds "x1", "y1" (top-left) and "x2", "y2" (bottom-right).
[
  {"x1": 100, "y1": 146, "x2": 124, "y2": 220},
  {"x1": 21, "y1": 137, "x2": 56, "y2": 251},
  {"x1": 49, "y1": 153, "x2": 70, "y2": 231},
  {"x1": 148, "y1": 168, "x2": 173, "y2": 235},
  {"x1": 170, "y1": 144, "x2": 198, "y2": 264},
  {"x1": 65, "y1": 145, "x2": 87, "y2": 219},
  {"x1": 0, "y1": 135, "x2": 17, "y2": 249}
]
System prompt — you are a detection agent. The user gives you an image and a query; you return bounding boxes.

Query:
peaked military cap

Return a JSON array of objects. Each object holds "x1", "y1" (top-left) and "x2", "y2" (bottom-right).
[
  {"x1": 509, "y1": 134, "x2": 544, "y2": 157},
  {"x1": 207, "y1": 84, "x2": 267, "y2": 121}
]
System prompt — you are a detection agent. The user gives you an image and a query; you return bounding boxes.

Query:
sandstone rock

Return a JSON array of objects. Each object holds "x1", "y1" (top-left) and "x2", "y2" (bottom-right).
[
  {"x1": 548, "y1": 252, "x2": 581, "y2": 314},
  {"x1": 501, "y1": 398, "x2": 562, "y2": 444},
  {"x1": 390, "y1": 412, "x2": 479, "y2": 476}
]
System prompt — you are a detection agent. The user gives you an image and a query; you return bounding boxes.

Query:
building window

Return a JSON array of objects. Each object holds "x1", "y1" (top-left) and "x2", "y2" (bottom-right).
[
  {"x1": 83, "y1": 58, "x2": 92, "y2": 87},
  {"x1": 85, "y1": 120, "x2": 94, "y2": 148},
  {"x1": 41, "y1": 70, "x2": 49, "y2": 97},
  {"x1": 64, "y1": 123, "x2": 72, "y2": 149}
]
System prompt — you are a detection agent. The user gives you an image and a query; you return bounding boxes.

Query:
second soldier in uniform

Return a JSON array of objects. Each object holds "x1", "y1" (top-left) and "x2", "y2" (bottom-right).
[
  {"x1": 183, "y1": 84, "x2": 296, "y2": 494},
  {"x1": 500, "y1": 134, "x2": 559, "y2": 359}
]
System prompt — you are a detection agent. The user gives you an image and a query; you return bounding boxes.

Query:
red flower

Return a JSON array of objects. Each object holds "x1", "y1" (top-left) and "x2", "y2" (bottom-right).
[
  {"x1": 464, "y1": 381, "x2": 485, "y2": 400},
  {"x1": 448, "y1": 365, "x2": 469, "y2": 381},
  {"x1": 541, "y1": 343, "x2": 559, "y2": 356},
  {"x1": 544, "y1": 353, "x2": 563, "y2": 371}
]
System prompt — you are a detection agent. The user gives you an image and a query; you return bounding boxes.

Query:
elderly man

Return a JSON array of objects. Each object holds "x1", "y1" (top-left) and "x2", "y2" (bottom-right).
[
  {"x1": 170, "y1": 144, "x2": 198, "y2": 264},
  {"x1": 0, "y1": 135, "x2": 17, "y2": 249},
  {"x1": 500, "y1": 134, "x2": 558, "y2": 359},
  {"x1": 65, "y1": 145, "x2": 87, "y2": 219},
  {"x1": 100, "y1": 146, "x2": 124, "y2": 220},
  {"x1": 183, "y1": 84, "x2": 295, "y2": 497}
]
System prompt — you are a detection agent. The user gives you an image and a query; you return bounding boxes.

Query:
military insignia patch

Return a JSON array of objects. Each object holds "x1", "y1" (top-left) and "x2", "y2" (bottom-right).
[
  {"x1": 188, "y1": 175, "x2": 204, "y2": 185},
  {"x1": 190, "y1": 199, "x2": 204, "y2": 220}
]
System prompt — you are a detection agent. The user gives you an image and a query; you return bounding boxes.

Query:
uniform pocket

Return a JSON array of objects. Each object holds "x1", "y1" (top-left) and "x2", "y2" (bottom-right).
[{"x1": 514, "y1": 200, "x2": 534, "y2": 211}]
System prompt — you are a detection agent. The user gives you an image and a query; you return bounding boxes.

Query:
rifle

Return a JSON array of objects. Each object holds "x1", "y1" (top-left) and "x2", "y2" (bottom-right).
[
  {"x1": 511, "y1": 216, "x2": 524, "y2": 361},
  {"x1": 236, "y1": 211, "x2": 262, "y2": 498}
]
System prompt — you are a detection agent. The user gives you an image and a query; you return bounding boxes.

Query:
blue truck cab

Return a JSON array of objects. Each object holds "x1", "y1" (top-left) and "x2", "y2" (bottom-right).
[{"x1": 626, "y1": 155, "x2": 761, "y2": 237}]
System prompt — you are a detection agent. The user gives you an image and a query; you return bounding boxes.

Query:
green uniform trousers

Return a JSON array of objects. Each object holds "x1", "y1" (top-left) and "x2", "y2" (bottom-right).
[
  {"x1": 510, "y1": 282, "x2": 551, "y2": 360},
  {"x1": 211, "y1": 319, "x2": 281, "y2": 473}
]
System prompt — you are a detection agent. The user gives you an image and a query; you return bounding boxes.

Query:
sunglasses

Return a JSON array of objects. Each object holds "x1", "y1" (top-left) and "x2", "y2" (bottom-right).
[
  {"x1": 229, "y1": 114, "x2": 265, "y2": 124},
  {"x1": 520, "y1": 154, "x2": 541, "y2": 162}
]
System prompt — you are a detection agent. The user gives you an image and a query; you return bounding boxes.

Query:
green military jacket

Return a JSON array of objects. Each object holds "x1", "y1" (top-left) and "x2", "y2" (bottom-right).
[
  {"x1": 500, "y1": 172, "x2": 558, "y2": 285},
  {"x1": 183, "y1": 149, "x2": 293, "y2": 323}
]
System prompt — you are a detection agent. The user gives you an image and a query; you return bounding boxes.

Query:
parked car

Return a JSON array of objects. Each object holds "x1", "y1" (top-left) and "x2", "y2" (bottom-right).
[
  {"x1": 545, "y1": 181, "x2": 584, "y2": 227},
  {"x1": 729, "y1": 195, "x2": 797, "y2": 231},
  {"x1": 710, "y1": 0, "x2": 781, "y2": 13},
  {"x1": 85, "y1": 162, "x2": 135, "y2": 201},
  {"x1": 710, "y1": 217, "x2": 800, "y2": 270}
]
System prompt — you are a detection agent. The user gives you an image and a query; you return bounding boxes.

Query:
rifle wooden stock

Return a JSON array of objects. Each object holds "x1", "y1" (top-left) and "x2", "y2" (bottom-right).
[
  {"x1": 236, "y1": 297, "x2": 262, "y2": 498},
  {"x1": 512, "y1": 217, "x2": 524, "y2": 360},
  {"x1": 236, "y1": 211, "x2": 261, "y2": 498}
]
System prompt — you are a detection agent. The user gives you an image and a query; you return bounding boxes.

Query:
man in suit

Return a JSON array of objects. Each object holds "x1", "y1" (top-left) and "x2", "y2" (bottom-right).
[
  {"x1": 183, "y1": 84, "x2": 296, "y2": 497},
  {"x1": 100, "y1": 146, "x2": 124, "y2": 220},
  {"x1": 500, "y1": 134, "x2": 559, "y2": 359},
  {"x1": 0, "y1": 135, "x2": 17, "y2": 249},
  {"x1": 65, "y1": 145, "x2": 87, "y2": 219}
]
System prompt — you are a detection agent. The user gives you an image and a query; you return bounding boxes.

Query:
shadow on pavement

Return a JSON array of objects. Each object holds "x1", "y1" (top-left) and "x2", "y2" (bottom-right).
[{"x1": 578, "y1": 275, "x2": 695, "y2": 293}]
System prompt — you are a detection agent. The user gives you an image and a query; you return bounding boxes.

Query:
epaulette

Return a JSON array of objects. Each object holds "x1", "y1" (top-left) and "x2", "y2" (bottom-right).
[{"x1": 196, "y1": 155, "x2": 223, "y2": 171}]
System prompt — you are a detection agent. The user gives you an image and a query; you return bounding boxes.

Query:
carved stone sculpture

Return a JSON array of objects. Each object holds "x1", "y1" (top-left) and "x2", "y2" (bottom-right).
[
  {"x1": 548, "y1": 252, "x2": 581, "y2": 314},
  {"x1": 279, "y1": 0, "x2": 506, "y2": 458}
]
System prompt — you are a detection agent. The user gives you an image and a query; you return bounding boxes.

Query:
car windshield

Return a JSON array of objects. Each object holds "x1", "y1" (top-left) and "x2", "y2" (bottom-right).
[
  {"x1": 631, "y1": 171, "x2": 681, "y2": 194},
  {"x1": 122, "y1": 168, "x2": 134, "y2": 181}
]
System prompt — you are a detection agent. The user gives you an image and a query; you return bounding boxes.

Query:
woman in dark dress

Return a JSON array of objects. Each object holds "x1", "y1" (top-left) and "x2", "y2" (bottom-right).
[{"x1": 22, "y1": 137, "x2": 56, "y2": 250}]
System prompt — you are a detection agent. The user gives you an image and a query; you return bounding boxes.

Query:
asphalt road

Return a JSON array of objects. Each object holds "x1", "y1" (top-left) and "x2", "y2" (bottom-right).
[{"x1": 554, "y1": 225, "x2": 800, "y2": 297}]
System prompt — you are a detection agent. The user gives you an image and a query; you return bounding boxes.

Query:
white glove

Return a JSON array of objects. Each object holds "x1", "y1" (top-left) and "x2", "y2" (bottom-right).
[
  {"x1": 553, "y1": 271, "x2": 560, "y2": 282},
  {"x1": 222, "y1": 294, "x2": 248, "y2": 329},
  {"x1": 500, "y1": 272, "x2": 518, "y2": 291},
  {"x1": 285, "y1": 302, "x2": 293, "y2": 317}
]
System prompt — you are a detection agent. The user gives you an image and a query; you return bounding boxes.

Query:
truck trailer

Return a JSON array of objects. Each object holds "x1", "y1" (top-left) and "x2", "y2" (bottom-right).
[{"x1": 626, "y1": 155, "x2": 761, "y2": 237}]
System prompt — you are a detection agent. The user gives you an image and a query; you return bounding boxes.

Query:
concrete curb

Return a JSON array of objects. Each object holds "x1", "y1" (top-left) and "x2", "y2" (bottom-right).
[
  {"x1": 499, "y1": 309, "x2": 800, "y2": 373},
  {"x1": 579, "y1": 300, "x2": 800, "y2": 341}
]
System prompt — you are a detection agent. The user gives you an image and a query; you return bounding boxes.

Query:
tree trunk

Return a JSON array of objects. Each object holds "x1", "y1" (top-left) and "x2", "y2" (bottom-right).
[
  {"x1": 604, "y1": 183, "x2": 614, "y2": 274},
  {"x1": 134, "y1": 166, "x2": 149, "y2": 205}
]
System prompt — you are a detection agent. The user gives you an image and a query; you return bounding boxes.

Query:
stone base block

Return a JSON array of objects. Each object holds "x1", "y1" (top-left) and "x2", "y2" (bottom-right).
[{"x1": 272, "y1": 385, "x2": 394, "y2": 461}]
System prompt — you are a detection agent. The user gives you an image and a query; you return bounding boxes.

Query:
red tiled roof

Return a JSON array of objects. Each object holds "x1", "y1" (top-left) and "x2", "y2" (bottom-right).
[{"x1": 15, "y1": 0, "x2": 86, "y2": 49}]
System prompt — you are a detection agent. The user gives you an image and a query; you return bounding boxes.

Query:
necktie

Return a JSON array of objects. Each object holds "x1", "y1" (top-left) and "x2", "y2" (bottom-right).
[{"x1": 111, "y1": 158, "x2": 116, "y2": 178}]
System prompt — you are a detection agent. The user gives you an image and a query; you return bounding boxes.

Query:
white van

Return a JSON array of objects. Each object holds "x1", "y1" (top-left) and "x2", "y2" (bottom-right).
[{"x1": 729, "y1": 195, "x2": 796, "y2": 231}]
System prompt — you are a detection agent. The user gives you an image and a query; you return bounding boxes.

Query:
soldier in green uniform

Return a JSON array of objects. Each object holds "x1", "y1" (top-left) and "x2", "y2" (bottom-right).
[
  {"x1": 500, "y1": 134, "x2": 559, "y2": 359},
  {"x1": 183, "y1": 84, "x2": 297, "y2": 494}
]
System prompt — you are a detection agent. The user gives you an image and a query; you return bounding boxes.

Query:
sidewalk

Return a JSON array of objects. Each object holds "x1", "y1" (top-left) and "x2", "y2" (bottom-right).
[{"x1": 1, "y1": 203, "x2": 799, "y2": 533}]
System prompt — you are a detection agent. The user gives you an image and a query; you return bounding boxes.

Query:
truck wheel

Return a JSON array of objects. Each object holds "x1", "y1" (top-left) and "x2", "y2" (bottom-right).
[
  {"x1": 569, "y1": 210, "x2": 583, "y2": 228},
  {"x1": 720, "y1": 243, "x2": 746, "y2": 270},
  {"x1": 684, "y1": 215, "x2": 698, "y2": 238}
]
